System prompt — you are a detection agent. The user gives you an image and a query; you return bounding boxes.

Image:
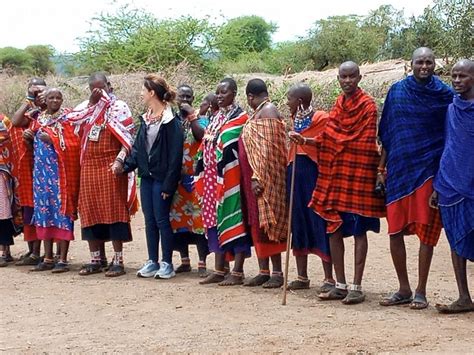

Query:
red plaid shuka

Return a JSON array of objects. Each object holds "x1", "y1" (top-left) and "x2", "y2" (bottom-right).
[
  {"x1": 241, "y1": 117, "x2": 288, "y2": 258},
  {"x1": 309, "y1": 88, "x2": 386, "y2": 232},
  {"x1": 30, "y1": 111, "x2": 81, "y2": 218}
]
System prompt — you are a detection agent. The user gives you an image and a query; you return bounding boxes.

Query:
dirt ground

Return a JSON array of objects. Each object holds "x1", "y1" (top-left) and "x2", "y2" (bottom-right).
[{"x1": 1, "y1": 211, "x2": 473, "y2": 354}]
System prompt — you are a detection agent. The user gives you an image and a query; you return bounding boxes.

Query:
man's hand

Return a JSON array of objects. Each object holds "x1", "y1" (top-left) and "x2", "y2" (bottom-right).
[
  {"x1": 251, "y1": 179, "x2": 263, "y2": 196},
  {"x1": 429, "y1": 191, "x2": 439, "y2": 209},
  {"x1": 110, "y1": 160, "x2": 124, "y2": 176},
  {"x1": 89, "y1": 88, "x2": 103, "y2": 106}
]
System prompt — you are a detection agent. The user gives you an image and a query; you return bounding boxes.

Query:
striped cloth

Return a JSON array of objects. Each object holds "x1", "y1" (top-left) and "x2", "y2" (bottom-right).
[
  {"x1": 379, "y1": 75, "x2": 454, "y2": 204},
  {"x1": 215, "y1": 106, "x2": 249, "y2": 249},
  {"x1": 309, "y1": 88, "x2": 385, "y2": 233},
  {"x1": 435, "y1": 96, "x2": 474, "y2": 206},
  {"x1": 241, "y1": 117, "x2": 288, "y2": 243},
  {"x1": 440, "y1": 199, "x2": 474, "y2": 261}
]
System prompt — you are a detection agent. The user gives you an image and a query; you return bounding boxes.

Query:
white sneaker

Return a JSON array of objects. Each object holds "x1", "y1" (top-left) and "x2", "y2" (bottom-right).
[
  {"x1": 136, "y1": 260, "x2": 160, "y2": 278},
  {"x1": 154, "y1": 261, "x2": 176, "y2": 279}
]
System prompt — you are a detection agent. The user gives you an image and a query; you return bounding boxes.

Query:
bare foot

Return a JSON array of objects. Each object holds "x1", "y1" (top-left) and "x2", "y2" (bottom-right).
[
  {"x1": 199, "y1": 272, "x2": 225, "y2": 285},
  {"x1": 218, "y1": 272, "x2": 244, "y2": 286}
]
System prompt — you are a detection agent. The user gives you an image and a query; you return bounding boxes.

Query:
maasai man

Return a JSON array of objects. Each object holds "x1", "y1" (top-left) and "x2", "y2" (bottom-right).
[
  {"x1": 28, "y1": 88, "x2": 80, "y2": 273},
  {"x1": 378, "y1": 47, "x2": 454, "y2": 309},
  {"x1": 11, "y1": 78, "x2": 47, "y2": 266},
  {"x1": 286, "y1": 83, "x2": 334, "y2": 291},
  {"x1": 123, "y1": 75, "x2": 183, "y2": 280},
  {"x1": 195, "y1": 78, "x2": 252, "y2": 286},
  {"x1": 310, "y1": 61, "x2": 385, "y2": 304},
  {"x1": 240, "y1": 78, "x2": 287, "y2": 289},
  {"x1": 69, "y1": 73, "x2": 137, "y2": 278},
  {"x1": 0, "y1": 114, "x2": 21, "y2": 267},
  {"x1": 434, "y1": 59, "x2": 474, "y2": 314},
  {"x1": 171, "y1": 84, "x2": 210, "y2": 277}
]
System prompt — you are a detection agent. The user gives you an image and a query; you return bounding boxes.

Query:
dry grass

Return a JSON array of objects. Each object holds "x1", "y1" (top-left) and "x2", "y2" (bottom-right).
[{"x1": 0, "y1": 60, "x2": 409, "y2": 119}]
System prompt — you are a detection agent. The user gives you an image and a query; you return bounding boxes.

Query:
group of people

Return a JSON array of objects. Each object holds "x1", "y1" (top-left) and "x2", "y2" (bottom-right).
[{"x1": 0, "y1": 46, "x2": 473, "y2": 314}]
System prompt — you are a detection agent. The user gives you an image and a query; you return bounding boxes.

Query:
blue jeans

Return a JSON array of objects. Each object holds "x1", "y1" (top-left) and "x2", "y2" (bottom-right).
[{"x1": 140, "y1": 177, "x2": 174, "y2": 264}]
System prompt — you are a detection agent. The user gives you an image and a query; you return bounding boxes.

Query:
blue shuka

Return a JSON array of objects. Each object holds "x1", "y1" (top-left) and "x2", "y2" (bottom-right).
[
  {"x1": 379, "y1": 75, "x2": 454, "y2": 204},
  {"x1": 435, "y1": 96, "x2": 474, "y2": 260}
]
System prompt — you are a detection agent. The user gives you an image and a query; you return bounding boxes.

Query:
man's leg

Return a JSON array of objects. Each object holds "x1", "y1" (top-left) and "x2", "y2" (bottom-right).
[
  {"x1": 340, "y1": 233, "x2": 368, "y2": 305},
  {"x1": 389, "y1": 232, "x2": 412, "y2": 297},
  {"x1": 244, "y1": 257, "x2": 270, "y2": 286},
  {"x1": 353, "y1": 233, "x2": 368, "y2": 286},
  {"x1": 415, "y1": 242, "x2": 434, "y2": 296},
  {"x1": 319, "y1": 229, "x2": 347, "y2": 299},
  {"x1": 262, "y1": 253, "x2": 283, "y2": 288}
]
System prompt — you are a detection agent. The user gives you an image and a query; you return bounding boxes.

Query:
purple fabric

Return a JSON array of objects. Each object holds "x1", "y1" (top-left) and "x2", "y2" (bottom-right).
[
  {"x1": 435, "y1": 96, "x2": 474, "y2": 206},
  {"x1": 206, "y1": 226, "x2": 251, "y2": 257}
]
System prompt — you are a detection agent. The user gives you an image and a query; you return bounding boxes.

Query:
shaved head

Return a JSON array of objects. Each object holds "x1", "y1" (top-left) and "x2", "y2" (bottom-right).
[
  {"x1": 412, "y1": 47, "x2": 435, "y2": 62},
  {"x1": 289, "y1": 83, "x2": 312, "y2": 106},
  {"x1": 453, "y1": 59, "x2": 474, "y2": 74},
  {"x1": 339, "y1": 61, "x2": 360, "y2": 76}
]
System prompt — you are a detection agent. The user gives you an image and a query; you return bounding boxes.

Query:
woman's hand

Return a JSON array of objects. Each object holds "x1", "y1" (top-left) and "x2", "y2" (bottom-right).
[
  {"x1": 288, "y1": 131, "x2": 305, "y2": 145},
  {"x1": 22, "y1": 128, "x2": 35, "y2": 142},
  {"x1": 38, "y1": 131, "x2": 52, "y2": 144}
]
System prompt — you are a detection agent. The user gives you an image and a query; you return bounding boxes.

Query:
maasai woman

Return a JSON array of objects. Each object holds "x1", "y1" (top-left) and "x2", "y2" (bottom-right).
[
  {"x1": 171, "y1": 87, "x2": 213, "y2": 277},
  {"x1": 10, "y1": 78, "x2": 47, "y2": 266},
  {"x1": 0, "y1": 115, "x2": 21, "y2": 267},
  {"x1": 286, "y1": 83, "x2": 334, "y2": 291},
  {"x1": 195, "y1": 78, "x2": 252, "y2": 286},
  {"x1": 29, "y1": 88, "x2": 80, "y2": 273}
]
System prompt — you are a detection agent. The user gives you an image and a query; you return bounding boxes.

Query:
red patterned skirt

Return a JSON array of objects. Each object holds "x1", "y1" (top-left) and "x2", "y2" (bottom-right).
[{"x1": 78, "y1": 129, "x2": 130, "y2": 228}]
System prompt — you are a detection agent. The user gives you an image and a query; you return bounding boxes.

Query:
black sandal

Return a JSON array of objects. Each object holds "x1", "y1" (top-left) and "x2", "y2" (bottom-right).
[
  {"x1": 31, "y1": 261, "x2": 55, "y2": 272},
  {"x1": 105, "y1": 264, "x2": 126, "y2": 277},
  {"x1": 79, "y1": 263, "x2": 102, "y2": 276}
]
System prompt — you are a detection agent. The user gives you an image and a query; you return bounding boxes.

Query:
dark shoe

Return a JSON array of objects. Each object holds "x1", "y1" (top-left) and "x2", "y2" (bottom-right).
[
  {"x1": 79, "y1": 263, "x2": 102, "y2": 276},
  {"x1": 31, "y1": 261, "x2": 55, "y2": 272},
  {"x1": 0, "y1": 257, "x2": 7, "y2": 267},
  {"x1": 105, "y1": 263, "x2": 126, "y2": 277},
  {"x1": 52, "y1": 262, "x2": 70, "y2": 274},
  {"x1": 16, "y1": 254, "x2": 40, "y2": 266}
]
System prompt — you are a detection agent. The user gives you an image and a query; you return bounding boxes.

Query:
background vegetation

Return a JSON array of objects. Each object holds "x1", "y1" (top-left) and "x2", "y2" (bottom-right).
[{"x1": 0, "y1": 0, "x2": 472, "y2": 117}]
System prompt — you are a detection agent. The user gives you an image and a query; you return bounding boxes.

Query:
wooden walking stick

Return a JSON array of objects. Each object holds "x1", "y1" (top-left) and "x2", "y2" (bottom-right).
[{"x1": 282, "y1": 148, "x2": 297, "y2": 305}]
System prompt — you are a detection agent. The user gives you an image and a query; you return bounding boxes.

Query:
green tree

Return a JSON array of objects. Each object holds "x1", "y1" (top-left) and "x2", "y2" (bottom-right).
[
  {"x1": 76, "y1": 6, "x2": 216, "y2": 74},
  {"x1": 0, "y1": 47, "x2": 32, "y2": 73},
  {"x1": 25, "y1": 45, "x2": 55, "y2": 75},
  {"x1": 216, "y1": 16, "x2": 277, "y2": 59},
  {"x1": 308, "y1": 15, "x2": 380, "y2": 69}
]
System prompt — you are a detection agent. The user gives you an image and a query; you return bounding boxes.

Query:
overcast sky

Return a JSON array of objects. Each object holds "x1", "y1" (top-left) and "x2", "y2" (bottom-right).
[{"x1": 1, "y1": 0, "x2": 433, "y2": 53}]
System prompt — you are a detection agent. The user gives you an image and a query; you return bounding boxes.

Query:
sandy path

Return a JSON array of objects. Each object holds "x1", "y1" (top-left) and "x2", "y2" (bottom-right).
[{"x1": 1, "y1": 212, "x2": 473, "y2": 353}]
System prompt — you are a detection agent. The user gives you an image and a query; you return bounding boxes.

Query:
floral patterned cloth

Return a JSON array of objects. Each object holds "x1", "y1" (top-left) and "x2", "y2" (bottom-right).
[
  {"x1": 32, "y1": 134, "x2": 74, "y2": 240},
  {"x1": 170, "y1": 117, "x2": 208, "y2": 234}
]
